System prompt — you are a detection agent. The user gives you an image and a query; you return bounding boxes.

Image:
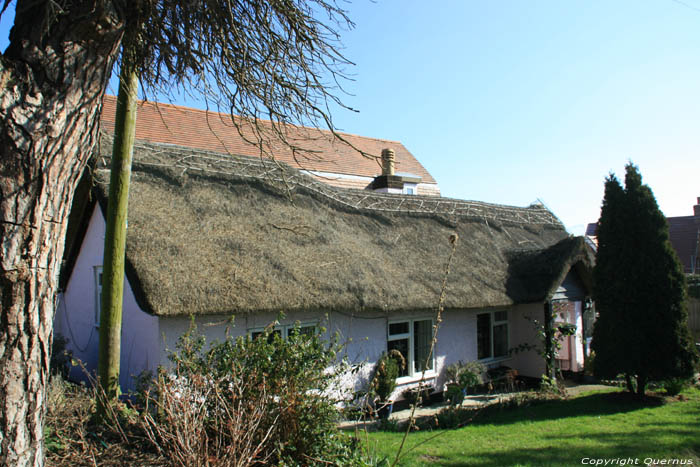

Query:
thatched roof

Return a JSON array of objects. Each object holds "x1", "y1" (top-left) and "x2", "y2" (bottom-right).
[
  {"x1": 82, "y1": 138, "x2": 590, "y2": 317},
  {"x1": 506, "y1": 236, "x2": 595, "y2": 303}
]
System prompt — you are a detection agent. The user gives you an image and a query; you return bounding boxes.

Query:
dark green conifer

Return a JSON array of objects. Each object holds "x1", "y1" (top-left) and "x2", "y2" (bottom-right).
[{"x1": 592, "y1": 163, "x2": 698, "y2": 394}]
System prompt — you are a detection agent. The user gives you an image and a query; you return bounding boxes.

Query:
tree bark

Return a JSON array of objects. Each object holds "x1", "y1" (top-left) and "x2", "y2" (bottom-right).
[
  {"x1": 0, "y1": 2, "x2": 123, "y2": 464},
  {"x1": 97, "y1": 52, "x2": 138, "y2": 414}
]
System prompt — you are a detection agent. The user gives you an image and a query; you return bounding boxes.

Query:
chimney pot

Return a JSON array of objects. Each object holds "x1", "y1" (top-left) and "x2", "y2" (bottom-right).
[
  {"x1": 694, "y1": 197, "x2": 700, "y2": 217},
  {"x1": 381, "y1": 148, "x2": 395, "y2": 176}
]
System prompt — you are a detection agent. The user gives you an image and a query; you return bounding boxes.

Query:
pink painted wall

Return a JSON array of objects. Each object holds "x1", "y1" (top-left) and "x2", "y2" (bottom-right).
[{"x1": 54, "y1": 206, "x2": 160, "y2": 392}]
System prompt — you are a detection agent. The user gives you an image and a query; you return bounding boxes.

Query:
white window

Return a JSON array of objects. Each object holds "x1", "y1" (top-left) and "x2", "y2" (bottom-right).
[
  {"x1": 94, "y1": 266, "x2": 103, "y2": 326},
  {"x1": 477, "y1": 310, "x2": 509, "y2": 360},
  {"x1": 403, "y1": 183, "x2": 417, "y2": 195},
  {"x1": 249, "y1": 322, "x2": 316, "y2": 341},
  {"x1": 387, "y1": 318, "x2": 434, "y2": 377}
]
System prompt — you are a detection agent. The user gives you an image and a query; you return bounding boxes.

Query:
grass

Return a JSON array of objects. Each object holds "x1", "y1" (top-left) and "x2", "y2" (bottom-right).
[{"x1": 364, "y1": 386, "x2": 700, "y2": 466}]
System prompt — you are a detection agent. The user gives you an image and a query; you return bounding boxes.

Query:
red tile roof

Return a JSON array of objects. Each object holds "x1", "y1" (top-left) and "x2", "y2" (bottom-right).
[
  {"x1": 586, "y1": 211, "x2": 700, "y2": 274},
  {"x1": 100, "y1": 95, "x2": 437, "y2": 185},
  {"x1": 668, "y1": 216, "x2": 699, "y2": 274}
]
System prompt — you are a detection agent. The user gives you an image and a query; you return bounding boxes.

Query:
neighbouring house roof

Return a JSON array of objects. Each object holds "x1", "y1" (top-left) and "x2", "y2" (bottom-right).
[
  {"x1": 100, "y1": 96, "x2": 439, "y2": 193},
  {"x1": 668, "y1": 216, "x2": 700, "y2": 274},
  {"x1": 67, "y1": 135, "x2": 592, "y2": 317},
  {"x1": 586, "y1": 202, "x2": 700, "y2": 274},
  {"x1": 585, "y1": 223, "x2": 597, "y2": 237}
]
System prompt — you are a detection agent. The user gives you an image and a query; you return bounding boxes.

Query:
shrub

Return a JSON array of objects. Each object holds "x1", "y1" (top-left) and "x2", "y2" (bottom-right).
[
  {"x1": 663, "y1": 377, "x2": 691, "y2": 396},
  {"x1": 445, "y1": 384, "x2": 464, "y2": 406},
  {"x1": 140, "y1": 323, "x2": 366, "y2": 466},
  {"x1": 459, "y1": 361, "x2": 486, "y2": 393},
  {"x1": 371, "y1": 350, "x2": 405, "y2": 402},
  {"x1": 50, "y1": 334, "x2": 72, "y2": 379}
]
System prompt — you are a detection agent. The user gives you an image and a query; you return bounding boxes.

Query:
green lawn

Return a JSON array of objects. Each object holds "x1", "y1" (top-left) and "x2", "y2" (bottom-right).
[{"x1": 362, "y1": 387, "x2": 700, "y2": 466}]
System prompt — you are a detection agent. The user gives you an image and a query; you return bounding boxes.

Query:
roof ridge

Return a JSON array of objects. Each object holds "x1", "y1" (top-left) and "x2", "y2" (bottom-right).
[{"x1": 97, "y1": 135, "x2": 564, "y2": 227}]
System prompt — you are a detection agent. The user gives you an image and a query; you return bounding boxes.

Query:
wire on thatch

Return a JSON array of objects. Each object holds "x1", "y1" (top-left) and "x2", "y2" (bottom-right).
[{"x1": 86, "y1": 139, "x2": 581, "y2": 317}]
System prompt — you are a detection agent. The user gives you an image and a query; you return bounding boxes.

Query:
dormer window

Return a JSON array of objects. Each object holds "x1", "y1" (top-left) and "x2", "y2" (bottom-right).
[{"x1": 403, "y1": 183, "x2": 417, "y2": 195}]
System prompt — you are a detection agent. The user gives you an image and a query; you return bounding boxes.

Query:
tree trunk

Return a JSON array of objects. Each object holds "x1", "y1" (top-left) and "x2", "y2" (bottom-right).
[
  {"x1": 0, "y1": 2, "x2": 123, "y2": 464},
  {"x1": 636, "y1": 375, "x2": 647, "y2": 396},
  {"x1": 97, "y1": 52, "x2": 138, "y2": 415}
]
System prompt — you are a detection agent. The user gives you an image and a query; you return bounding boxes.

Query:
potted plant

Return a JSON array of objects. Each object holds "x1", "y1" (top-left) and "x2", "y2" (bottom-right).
[
  {"x1": 458, "y1": 361, "x2": 486, "y2": 395},
  {"x1": 371, "y1": 350, "x2": 405, "y2": 418},
  {"x1": 443, "y1": 361, "x2": 465, "y2": 406}
]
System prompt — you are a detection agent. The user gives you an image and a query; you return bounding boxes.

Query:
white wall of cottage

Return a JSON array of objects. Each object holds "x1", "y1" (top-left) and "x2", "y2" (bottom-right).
[{"x1": 54, "y1": 205, "x2": 161, "y2": 392}]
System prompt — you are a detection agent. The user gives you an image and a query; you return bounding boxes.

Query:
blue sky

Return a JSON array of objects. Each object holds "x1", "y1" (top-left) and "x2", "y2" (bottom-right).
[{"x1": 2, "y1": 1, "x2": 699, "y2": 234}]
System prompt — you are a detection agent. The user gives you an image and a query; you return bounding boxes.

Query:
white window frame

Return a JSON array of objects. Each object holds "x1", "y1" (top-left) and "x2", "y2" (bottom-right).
[
  {"x1": 387, "y1": 318, "x2": 435, "y2": 382},
  {"x1": 94, "y1": 266, "x2": 103, "y2": 326},
  {"x1": 248, "y1": 321, "x2": 317, "y2": 340},
  {"x1": 403, "y1": 183, "x2": 417, "y2": 195},
  {"x1": 476, "y1": 310, "x2": 509, "y2": 362}
]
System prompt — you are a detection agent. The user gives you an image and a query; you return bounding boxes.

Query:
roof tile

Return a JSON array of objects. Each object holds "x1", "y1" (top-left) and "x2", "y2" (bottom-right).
[{"x1": 100, "y1": 96, "x2": 438, "y2": 185}]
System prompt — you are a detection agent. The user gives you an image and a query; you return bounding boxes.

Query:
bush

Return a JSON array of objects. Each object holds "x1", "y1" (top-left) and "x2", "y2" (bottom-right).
[
  {"x1": 140, "y1": 323, "x2": 367, "y2": 466},
  {"x1": 459, "y1": 361, "x2": 486, "y2": 393},
  {"x1": 50, "y1": 334, "x2": 72, "y2": 379},
  {"x1": 371, "y1": 350, "x2": 405, "y2": 402},
  {"x1": 663, "y1": 377, "x2": 691, "y2": 396}
]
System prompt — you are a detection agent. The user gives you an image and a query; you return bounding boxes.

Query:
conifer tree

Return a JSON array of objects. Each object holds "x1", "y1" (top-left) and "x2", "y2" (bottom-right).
[{"x1": 592, "y1": 163, "x2": 698, "y2": 394}]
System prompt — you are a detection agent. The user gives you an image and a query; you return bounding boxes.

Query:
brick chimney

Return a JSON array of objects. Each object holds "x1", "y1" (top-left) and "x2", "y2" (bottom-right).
[{"x1": 694, "y1": 197, "x2": 700, "y2": 217}]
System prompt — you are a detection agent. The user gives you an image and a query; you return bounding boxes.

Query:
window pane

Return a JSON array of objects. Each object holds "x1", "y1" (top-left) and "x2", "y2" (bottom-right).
[
  {"x1": 494, "y1": 310, "x2": 508, "y2": 322},
  {"x1": 387, "y1": 338, "x2": 409, "y2": 377},
  {"x1": 389, "y1": 322, "x2": 409, "y2": 336},
  {"x1": 287, "y1": 325, "x2": 315, "y2": 338},
  {"x1": 477, "y1": 313, "x2": 491, "y2": 359},
  {"x1": 413, "y1": 320, "x2": 433, "y2": 372},
  {"x1": 493, "y1": 323, "x2": 508, "y2": 358},
  {"x1": 252, "y1": 329, "x2": 281, "y2": 343}
]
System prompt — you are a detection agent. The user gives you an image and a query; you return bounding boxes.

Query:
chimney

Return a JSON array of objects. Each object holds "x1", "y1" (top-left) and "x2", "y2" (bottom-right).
[
  {"x1": 381, "y1": 148, "x2": 395, "y2": 176},
  {"x1": 694, "y1": 197, "x2": 700, "y2": 217}
]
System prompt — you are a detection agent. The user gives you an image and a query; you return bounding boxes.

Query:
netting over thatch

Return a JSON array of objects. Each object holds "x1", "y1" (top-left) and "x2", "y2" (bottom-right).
[
  {"x1": 88, "y1": 137, "x2": 587, "y2": 316},
  {"x1": 98, "y1": 136, "x2": 562, "y2": 225}
]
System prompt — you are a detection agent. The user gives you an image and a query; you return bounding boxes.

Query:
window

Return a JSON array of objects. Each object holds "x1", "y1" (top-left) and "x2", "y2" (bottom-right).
[
  {"x1": 249, "y1": 322, "x2": 316, "y2": 341},
  {"x1": 94, "y1": 266, "x2": 103, "y2": 326},
  {"x1": 403, "y1": 183, "x2": 417, "y2": 195},
  {"x1": 477, "y1": 311, "x2": 509, "y2": 360},
  {"x1": 387, "y1": 318, "x2": 434, "y2": 378}
]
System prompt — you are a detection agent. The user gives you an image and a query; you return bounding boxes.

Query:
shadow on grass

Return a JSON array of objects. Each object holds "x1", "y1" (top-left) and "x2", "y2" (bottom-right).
[
  {"x1": 466, "y1": 391, "x2": 668, "y2": 427},
  {"x1": 424, "y1": 427, "x2": 700, "y2": 466},
  {"x1": 433, "y1": 441, "x2": 700, "y2": 467},
  {"x1": 380, "y1": 390, "x2": 700, "y2": 466}
]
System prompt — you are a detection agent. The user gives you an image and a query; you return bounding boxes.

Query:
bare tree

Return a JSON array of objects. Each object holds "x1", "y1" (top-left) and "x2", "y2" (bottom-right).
[{"x1": 0, "y1": 1, "x2": 354, "y2": 464}]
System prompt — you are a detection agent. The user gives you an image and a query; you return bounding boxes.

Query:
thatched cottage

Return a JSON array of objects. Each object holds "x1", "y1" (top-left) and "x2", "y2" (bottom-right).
[{"x1": 55, "y1": 98, "x2": 594, "y2": 396}]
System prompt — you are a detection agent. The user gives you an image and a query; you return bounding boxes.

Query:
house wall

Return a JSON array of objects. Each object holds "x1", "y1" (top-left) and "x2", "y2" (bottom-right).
[
  {"x1": 301, "y1": 169, "x2": 441, "y2": 196},
  {"x1": 156, "y1": 308, "x2": 550, "y2": 401},
  {"x1": 54, "y1": 205, "x2": 160, "y2": 392},
  {"x1": 509, "y1": 303, "x2": 546, "y2": 378},
  {"x1": 508, "y1": 301, "x2": 586, "y2": 378}
]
